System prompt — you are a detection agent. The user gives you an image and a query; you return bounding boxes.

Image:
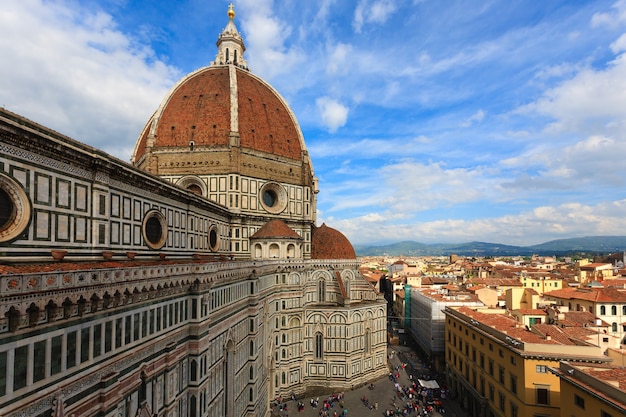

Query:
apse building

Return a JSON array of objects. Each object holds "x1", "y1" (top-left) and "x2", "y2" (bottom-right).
[{"x1": 0, "y1": 6, "x2": 387, "y2": 417}]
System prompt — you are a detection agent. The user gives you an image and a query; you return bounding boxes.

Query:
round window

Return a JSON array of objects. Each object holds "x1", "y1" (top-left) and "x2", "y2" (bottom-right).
[
  {"x1": 263, "y1": 189, "x2": 277, "y2": 207},
  {"x1": 142, "y1": 210, "x2": 167, "y2": 249},
  {"x1": 0, "y1": 188, "x2": 12, "y2": 230},
  {"x1": 258, "y1": 182, "x2": 287, "y2": 214},
  {"x1": 0, "y1": 173, "x2": 31, "y2": 243},
  {"x1": 208, "y1": 224, "x2": 220, "y2": 252}
]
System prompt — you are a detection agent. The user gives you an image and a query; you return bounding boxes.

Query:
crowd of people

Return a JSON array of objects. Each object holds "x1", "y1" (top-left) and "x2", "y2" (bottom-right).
[
  {"x1": 270, "y1": 345, "x2": 451, "y2": 417},
  {"x1": 383, "y1": 355, "x2": 447, "y2": 417}
]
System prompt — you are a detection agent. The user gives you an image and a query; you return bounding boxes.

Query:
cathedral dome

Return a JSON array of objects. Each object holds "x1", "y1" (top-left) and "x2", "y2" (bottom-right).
[
  {"x1": 132, "y1": 66, "x2": 305, "y2": 164},
  {"x1": 131, "y1": 6, "x2": 314, "y2": 190},
  {"x1": 311, "y1": 223, "x2": 357, "y2": 260}
]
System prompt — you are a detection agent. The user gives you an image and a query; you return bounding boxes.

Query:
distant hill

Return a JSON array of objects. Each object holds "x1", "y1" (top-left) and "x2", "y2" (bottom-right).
[{"x1": 354, "y1": 236, "x2": 626, "y2": 257}]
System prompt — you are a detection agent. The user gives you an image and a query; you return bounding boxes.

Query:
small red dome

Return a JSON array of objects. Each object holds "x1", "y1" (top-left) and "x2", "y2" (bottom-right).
[
  {"x1": 311, "y1": 223, "x2": 356, "y2": 260},
  {"x1": 251, "y1": 219, "x2": 302, "y2": 240}
]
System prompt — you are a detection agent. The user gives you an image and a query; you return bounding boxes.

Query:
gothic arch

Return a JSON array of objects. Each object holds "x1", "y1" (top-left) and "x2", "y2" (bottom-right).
[
  {"x1": 329, "y1": 313, "x2": 346, "y2": 324},
  {"x1": 308, "y1": 313, "x2": 327, "y2": 324},
  {"x1": 288, "y1": 272, "x2": 302, "y2": 285}
]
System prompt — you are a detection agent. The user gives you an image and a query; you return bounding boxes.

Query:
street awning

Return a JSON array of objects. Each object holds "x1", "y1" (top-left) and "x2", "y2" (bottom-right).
[{"x1": 418, "y1": 379, "x2": 440, "y2": 389}]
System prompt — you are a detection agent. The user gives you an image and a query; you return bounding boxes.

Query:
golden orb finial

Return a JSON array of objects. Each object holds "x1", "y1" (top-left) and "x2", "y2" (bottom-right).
[{"x1": 228, "y1": 3, "x2": 235, "y2": 20}]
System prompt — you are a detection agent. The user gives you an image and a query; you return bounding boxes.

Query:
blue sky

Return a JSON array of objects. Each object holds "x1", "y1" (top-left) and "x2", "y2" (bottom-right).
[{"x1": 3, "y1": 0, "x2": 626, "y2": 247}]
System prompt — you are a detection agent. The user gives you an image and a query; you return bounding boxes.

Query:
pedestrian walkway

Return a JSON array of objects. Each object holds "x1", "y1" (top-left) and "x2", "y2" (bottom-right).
[{"x1": 270, "y1": 346, "x2": 471, "y2": 417}]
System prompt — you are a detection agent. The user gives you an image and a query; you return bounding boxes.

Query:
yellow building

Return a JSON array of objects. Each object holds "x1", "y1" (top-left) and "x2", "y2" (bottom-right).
[
  {"x1": 444, "y1": 306, "x2": 609, "y2": 417},
  {"x1": 519, "y1": 274, "x2": 563, "y2": 295},
  {"x1": 549, "y1": 361, "x2": 625, "y2": 417}
]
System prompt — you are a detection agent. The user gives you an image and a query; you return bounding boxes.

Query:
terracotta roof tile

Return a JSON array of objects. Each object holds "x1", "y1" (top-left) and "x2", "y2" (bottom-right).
[
  {"x1": 544, "y1": 287, "x2": 626, "y2": 302},
  {"x1": 310, "y1": 223, "x2": 356, "y2": 260},
  {"x1": 250, "y1": 219, "x2": 302, "y2": 239},
  {"x1": 136, "y1": 67, "x2": 303, "y2": 162}
]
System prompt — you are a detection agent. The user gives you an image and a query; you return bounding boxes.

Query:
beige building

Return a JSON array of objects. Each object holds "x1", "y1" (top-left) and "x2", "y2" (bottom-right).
[
  {"x1": 576, "y1": 261, "x2": 614, "y2": 283},
  {"x1": 444, "y1": 306, "x2": 609, "y2": 417},
  {"x1": 549, "y1": 360, "x2": 625, "y2": 417},
  {"x1": 543, "y1": 287, "x2": 626, "y2": 347},
  {"x1": 0, "y1": 6, "x2": 387, "y2": 417}
]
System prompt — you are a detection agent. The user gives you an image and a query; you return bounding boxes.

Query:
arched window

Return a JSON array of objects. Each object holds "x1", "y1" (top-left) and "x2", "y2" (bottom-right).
[
  {"x1": 365, "y1": 329, "x2": 371, "y2": 354},
  {"x1": 249, "y1": 340, "x2": 254, "y2": 356},
  {"x1": 318, "y1": 279, "x2": 326, "y2": 302},
  {"x1": 281, "y1": 372, "x2": 286, "y2": 384},
  {"x1": 190, "y1": 395, "x2": 197, "y2": 417},
  {"x1": 612, "y1": 322, "x2": 617, "y2": 332},
  {"x1": 281, "y1": 349, "x2": 286, "y2": 359},
  {"x1": 249, "y1": 365, "x2": 254, "y2": 380},
  {"x1": 315, "y1": 332, "x2": 323, "y2": 359},
  {"x1": 249, "y1": 387, "x2": 253, "y2": 402},
  {"x1": 600, "y1": 305, "x2": 606, "y2": 315},
  {"x1": 226, "y1": 48, "x2": 230, "y2": 63},
  {"x1": 190, "y1": 359, "x2": 197, "y2": 381},
  {"x1": 611, "y1": 305, "x2": 617, "y2": 315},
  {"x1": 623, "y1": 305, "x2": 626, "y2": 315},
  {"x1": 269, "y1": 243, "x2": 280, "y2": 258}
]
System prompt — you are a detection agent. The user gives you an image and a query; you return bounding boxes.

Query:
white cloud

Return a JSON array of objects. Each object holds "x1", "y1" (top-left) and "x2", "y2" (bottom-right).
[
  {"x1": 0, "y1": 0, "x2": 179, "y2": 159},
  {"x1": 460, "y1": 109, "x2": 486, "y2": 127},
  {"x1": 353, "y1": 0, "x2": 398, "y2": 33},
  {"x1": 316, "y1": 97, "x2": 349, "y2": 132},
  {"x1": 521, "y1": 53, "x2": 626, "y2": 136},
  {"x1": 610, "y1": 33, "x2": 626, "y2": 53},
  {"x1": 328, "y1": 199, "x2": 626, "y2": 246},
  {"x1": 591, "y1": 0, "x2": 626, "y2": 29},
  {"x1": 326, "y1": 43, "x2": 353, "y2": 75},
  {"x1": 238, "y1": 0, "x2": 306, "y2": 80},
  {"x1": 321, "y1": 158, "x2": 498, "y2": 216}
]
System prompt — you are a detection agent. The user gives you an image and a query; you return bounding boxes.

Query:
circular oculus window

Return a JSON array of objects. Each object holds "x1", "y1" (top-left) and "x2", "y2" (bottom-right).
[
  {"x1": 208, "y1": 224, "x2": 220, "y2": 252},
  {"x1": 0, "y1": 173, "x2": 31, "y2": 243},
  {"x1": 142, "y1": 210, "x2": 168, "y2": 249},
  {"x1": 259, "y1": 182, "x2": 287, "y2": 214}
]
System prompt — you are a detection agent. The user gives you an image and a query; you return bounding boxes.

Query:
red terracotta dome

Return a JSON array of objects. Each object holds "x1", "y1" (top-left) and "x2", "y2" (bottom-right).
[
  {"x1": 251, "y1": 219, "x2": 302, "y2": 240},
  {"x1": 131, "y1": 7, "x2": 314, "y2": 188},
  {"x1": 132, "y1": 66, "x2": 305, "y2": 164},
  {"x1": 311, "y1": 223, "x2": 356, "y2": 260}
]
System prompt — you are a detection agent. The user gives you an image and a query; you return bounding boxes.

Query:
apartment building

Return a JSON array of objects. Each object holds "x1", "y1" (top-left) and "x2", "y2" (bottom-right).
[
  {"x1": 543, "y1": 287, "x2": 626, "y2": 347},
  {"x1": 444, "y1": 306, "x2": 608, "y2": 417},
  {"x1": 549, "y1": 360, "x2": 625, "y2": 417}
]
